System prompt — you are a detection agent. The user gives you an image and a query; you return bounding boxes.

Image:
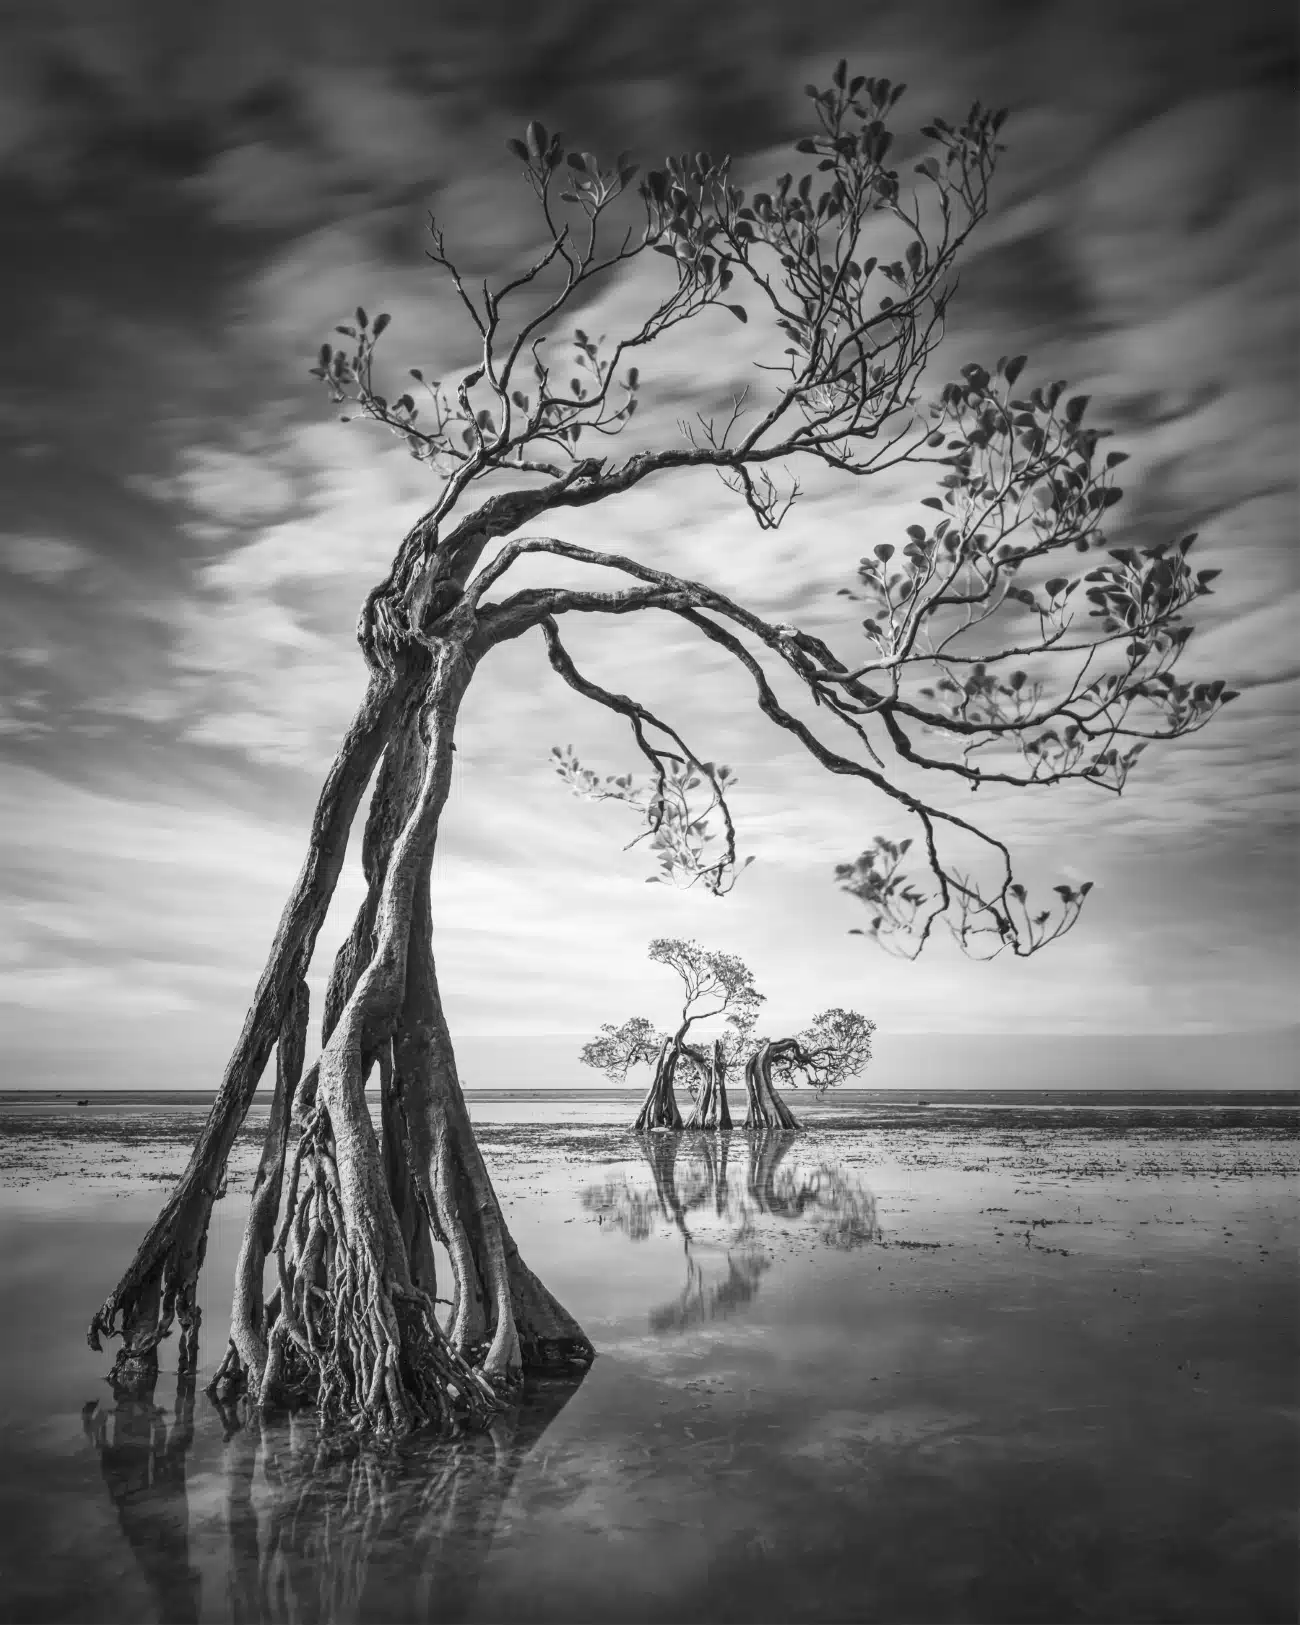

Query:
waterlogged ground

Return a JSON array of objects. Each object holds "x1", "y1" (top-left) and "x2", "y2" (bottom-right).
[{"x1": 0, "y1": 1089, "x2": 1296, "y2": 1624}]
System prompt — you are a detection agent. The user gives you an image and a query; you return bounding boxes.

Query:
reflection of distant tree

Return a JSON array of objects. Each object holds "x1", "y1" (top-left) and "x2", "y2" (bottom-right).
[
  {"x1": 82, "y1": 1373, "x2": 201, "y2": 1624},
  {"x1": 746, "y1": 1132, "x2": 879, "y2": 1249},
  {"x1": 582, "y1": 1130, "x2": 878, "y2": 1334},
  {"x1": 85, "y1": 1372, "x2": 585, "y2": 1624}
]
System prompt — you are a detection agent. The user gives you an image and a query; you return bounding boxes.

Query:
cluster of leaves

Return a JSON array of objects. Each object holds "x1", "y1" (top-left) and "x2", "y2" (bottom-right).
[
  {"x1": 310, "y1": 60, "x2": 1010, "y2": 551},
  {"x1": 877, "y1": 521, "x2": 1234, "y2": 794},
  {"x1": 954, "y1": 875, "x2": 1095, "y2": 957},
  {"x1": 579, "y1": 1016, "x2": 664, "y2": 1083},
  {"x1": 760, "y1": 1008, "x2": 876, "y2": 1092},
  {"x1": 551, "y1": 746, "x2": 752, "y2": 895},
  {"x1": 833, "y1": 837, "x2": 929, "y2": 955},
  {"x1": 835, "y1": 835, "x2": 1094, "y2": 960},
  {"x1": 648, "y1": 937, "x2": 765, "y2": 1029},
  {"x1": 313, "y1": 306, "x2": 641, "y2": 478}
]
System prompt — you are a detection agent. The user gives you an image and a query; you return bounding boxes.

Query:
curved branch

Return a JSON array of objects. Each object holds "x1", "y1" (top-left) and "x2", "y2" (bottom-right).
[{"x1": 538, "y1": 616, "x2": 742, "y2": 893}]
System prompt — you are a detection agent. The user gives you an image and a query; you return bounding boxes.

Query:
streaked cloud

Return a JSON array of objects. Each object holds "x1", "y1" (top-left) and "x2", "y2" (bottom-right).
[{"x1": 0, "y1": 0, "x2": 1294, "y2": 1090}]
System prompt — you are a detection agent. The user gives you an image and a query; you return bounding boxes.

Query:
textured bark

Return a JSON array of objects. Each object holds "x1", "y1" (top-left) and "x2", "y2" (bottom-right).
[
  {"x1": 391, "y1": 862, "x2": 593, "y2": 1378},
  {"x1": 381, "y1": 1044, "x2": 439, "y2": 1300},
  {"x1": 213, "y1": 980, "x2": 309, "y2": 1399},
  {"x1": 683, "y1": 1040, "x2": 733, "y2": 1130},
  {"x1": 260, "y1": 641, "x2": 497, "y2": 1433},
  {"x1": 742, "y1": 1041, "x2": 804, "y2": 1130},
  {"x1": 94, "y1": 565, "x2": 594, "y2": 1432},
  {"x1": 252, "y1": 636, "x2": 590, "y2": 1431},
  {"x1": 633, "y1": 1037, "x2": 686, "y2": 1131},
  {"x1": 88, "y1": 656, "x2": 426, "y2": 1388}
]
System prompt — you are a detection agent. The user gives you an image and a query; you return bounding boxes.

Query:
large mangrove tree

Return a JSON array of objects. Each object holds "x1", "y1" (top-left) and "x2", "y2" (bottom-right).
[{"x1": 89, "y1": 62, "x2": 1235, "y2": 1435}]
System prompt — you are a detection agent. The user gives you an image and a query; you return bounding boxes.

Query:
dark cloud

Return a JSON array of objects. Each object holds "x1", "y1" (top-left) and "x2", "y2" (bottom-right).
[{"x1": 0, "y1": 0, "x2": 1295, "y2": 1057}]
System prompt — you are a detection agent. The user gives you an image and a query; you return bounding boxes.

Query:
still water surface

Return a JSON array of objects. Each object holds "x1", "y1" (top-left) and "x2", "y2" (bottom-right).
[{"x1": 0, "y1": 1095, "x2": 1295, "y2": 1622}]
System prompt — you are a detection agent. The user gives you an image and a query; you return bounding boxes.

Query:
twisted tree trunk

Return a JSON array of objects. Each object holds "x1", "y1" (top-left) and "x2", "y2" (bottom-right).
[
  {"x1": 89, "y1": 655, "x2": 427, "y2": 1394},
  {"x1": 387, "y1": 845, "x2": 593, "y2": 1379},
  {"x1": 256, "y1": 640, "x2": 500, "y2": 1432},
  {"x1": 683, "y1": 1039, "x2": 733, "y2": 1130},
  {"x1": 100, "y1": 615, "x2": 591, "y2": 1435},
  {"x1": 633, "y1": 1037, "x2": 686, "y2": 1130},
  {"x1": 742, "y1": 1041, "x2": 803, "y2": 1130},
  {"x1": 212, "y1": 979, "x2": 308, "y2": 1400}
]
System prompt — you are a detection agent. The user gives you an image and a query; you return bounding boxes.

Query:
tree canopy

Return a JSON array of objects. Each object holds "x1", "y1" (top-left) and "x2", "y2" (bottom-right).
[
  {"x1": 580, "y1": 937, "x2": 764, "y2": 1083},
  {"x1": 763, "y1": 1008, "x2": 876, "y2": 1092},
  {"x1": 313, "y1": 65, "x2": 1232, "y2": 958}
]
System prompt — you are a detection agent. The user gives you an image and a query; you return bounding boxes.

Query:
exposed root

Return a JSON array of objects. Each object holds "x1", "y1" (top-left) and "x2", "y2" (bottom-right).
[
  {"x1": 88, "y1": 657, "x2": 426, "y2": 1384},
  {"x1": 214, "y1": 979, "x2": 309, "y2": 1400},
  {"x1": 260, "y1": 1102, "x2": 497, "y2": 1435},
  {"x1": 101, "y1": 631, "x2": 592, "y2": 1438},
  {"x1": 253, "y1": 638, "x2": 589, "y2": 1433}
]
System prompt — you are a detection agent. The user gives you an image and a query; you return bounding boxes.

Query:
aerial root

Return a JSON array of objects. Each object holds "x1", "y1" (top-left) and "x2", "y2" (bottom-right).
[{"x1": 252, "y1": 1105, "x2": 498, "y2": 1436}]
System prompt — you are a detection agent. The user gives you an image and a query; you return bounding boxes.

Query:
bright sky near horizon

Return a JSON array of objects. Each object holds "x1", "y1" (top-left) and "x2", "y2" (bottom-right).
[{"x1": 0, "y1": 0, "x2": 1296, "y2": 1092}]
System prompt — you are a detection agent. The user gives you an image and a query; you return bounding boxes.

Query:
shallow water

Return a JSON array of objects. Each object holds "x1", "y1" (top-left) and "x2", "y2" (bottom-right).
[{"x1": 0, "y1": 1096, "x2": 1296, "y2": 1623}]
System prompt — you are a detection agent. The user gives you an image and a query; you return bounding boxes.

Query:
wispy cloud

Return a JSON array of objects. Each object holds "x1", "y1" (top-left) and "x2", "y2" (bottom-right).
[{"x1": 0, "y1": 0, "x2": 1294, "y2": 1091}]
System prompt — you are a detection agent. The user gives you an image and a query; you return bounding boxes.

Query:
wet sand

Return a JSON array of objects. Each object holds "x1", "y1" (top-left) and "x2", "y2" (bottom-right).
[{"x1": 0, "y1": 1091, "x2": 1295, "y2": 1622}]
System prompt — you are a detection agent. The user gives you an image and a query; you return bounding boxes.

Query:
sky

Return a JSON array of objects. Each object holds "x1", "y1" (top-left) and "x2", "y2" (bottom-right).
[{"x1": 0, "y1": 0, "x2": 1296, "y2": 1091}]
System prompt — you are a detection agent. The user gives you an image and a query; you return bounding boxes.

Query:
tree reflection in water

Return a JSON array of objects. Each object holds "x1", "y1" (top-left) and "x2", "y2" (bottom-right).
[
  {"x1": 83, "y1": 1370, "x2": 586, "y2": 1623},
  {"x1": 82, "y1": 1373, "x2": 202, "y2": 1624},
  {"x1": 582, "y1": 1130, "x2": 879, "y2": 1332}
]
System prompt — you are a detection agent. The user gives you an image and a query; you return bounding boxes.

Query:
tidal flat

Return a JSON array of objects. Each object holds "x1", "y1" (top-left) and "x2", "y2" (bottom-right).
[{"x1": 0, "y1": 1089, "x2": 1295, "y2": 1624}]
